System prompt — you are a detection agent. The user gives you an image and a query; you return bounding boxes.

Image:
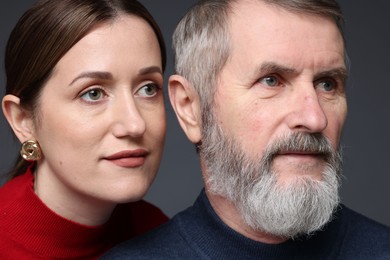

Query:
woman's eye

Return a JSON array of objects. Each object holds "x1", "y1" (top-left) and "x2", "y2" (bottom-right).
[
  {"x1": 259, "y1": 75, "x2": 279, "y2": 87},
  {"x1": 80, "y1": 88, "x2": 105, "y2": 102},
  {"x1": 137, "y1": 83, "x2": 159, "y2": 97}
]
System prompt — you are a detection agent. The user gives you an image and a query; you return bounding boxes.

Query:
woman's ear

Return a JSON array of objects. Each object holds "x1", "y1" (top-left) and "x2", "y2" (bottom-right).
[
  {"x1": 2, "y1": 94, "x2": 35, "y2": 143},
  {"x1": 168, "y1": 75, "x2": 202, "y2": 144}
]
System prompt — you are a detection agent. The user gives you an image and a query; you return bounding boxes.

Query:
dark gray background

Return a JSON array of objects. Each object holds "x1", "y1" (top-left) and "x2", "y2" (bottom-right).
[{"x1": 1, "y1": 1, "x2": 389, "y2": 227}]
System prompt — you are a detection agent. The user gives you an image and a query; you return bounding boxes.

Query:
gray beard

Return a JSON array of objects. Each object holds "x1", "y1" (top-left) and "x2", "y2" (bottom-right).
[{"x1": 200, "y1": 116, "x2": 342, "y2": 239}]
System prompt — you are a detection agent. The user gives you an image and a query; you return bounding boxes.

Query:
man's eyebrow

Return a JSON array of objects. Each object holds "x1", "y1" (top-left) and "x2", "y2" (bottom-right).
[
  {"x1": 258, "y1": 62, "x2": 298, "y2": 75},
  {"x1": 258, "y1": 62, "x2": 348, "y2": 82},
  {"x1": 69, "y1": 71, "x2": 113, "y2": 86},
  {"x1": 315, "y1": 67, "x2": 349, "y2": 83}
]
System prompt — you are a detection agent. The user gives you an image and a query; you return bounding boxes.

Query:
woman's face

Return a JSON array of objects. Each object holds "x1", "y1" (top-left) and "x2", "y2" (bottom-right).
[{"x1": 31, "y1": 15, "x2": 166, "y2": 221}]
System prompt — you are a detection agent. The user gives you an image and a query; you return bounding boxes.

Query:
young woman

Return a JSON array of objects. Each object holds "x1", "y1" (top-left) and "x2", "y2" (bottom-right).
[{"x1": 0, "y1": 0, "x2": 168, "y2": 258}]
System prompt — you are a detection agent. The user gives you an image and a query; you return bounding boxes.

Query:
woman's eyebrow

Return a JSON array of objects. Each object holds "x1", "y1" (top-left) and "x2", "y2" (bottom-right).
[{"x1": 69, "y1": 71, "x2": 113, "y2": 86}]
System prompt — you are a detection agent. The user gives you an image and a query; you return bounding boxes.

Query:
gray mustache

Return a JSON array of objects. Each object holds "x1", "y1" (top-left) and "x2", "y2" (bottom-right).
[{"x1": 264, "y1": 133, "x2": 336, "y2": 163}]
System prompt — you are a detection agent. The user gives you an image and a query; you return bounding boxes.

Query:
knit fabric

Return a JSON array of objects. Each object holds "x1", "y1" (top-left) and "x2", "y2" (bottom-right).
[
  {"x1": 0, "y1": 167, "x2": 168, "y2": 260},
  {"x1": 103, "y1": 189, "x2": 390, "y2": 260}
]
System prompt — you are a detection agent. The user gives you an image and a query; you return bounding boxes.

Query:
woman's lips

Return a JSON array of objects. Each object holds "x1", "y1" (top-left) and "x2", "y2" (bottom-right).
[{"x1": 104, "y1": 149, "x2": 148, "y2": 168}]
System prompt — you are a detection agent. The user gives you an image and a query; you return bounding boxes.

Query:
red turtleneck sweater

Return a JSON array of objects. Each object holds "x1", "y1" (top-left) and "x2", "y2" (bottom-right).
[{"x1": 0, "y1": 167, "x2": 168, "y2": 259}]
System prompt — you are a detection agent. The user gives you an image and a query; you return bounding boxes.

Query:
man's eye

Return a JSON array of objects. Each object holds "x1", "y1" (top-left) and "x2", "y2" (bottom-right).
[
  {"x1": 137, "y1": 83, "x2": 159, "y2": 97},
  {"x1": 259, "y1": 76, "x2": 279, "y2": 87},
  {"x1": 80, "y1": 88, "x2": 105, "y2": 102},
  {"x1": 316, "y1": 79, "x2": 336, "y2": 92}
]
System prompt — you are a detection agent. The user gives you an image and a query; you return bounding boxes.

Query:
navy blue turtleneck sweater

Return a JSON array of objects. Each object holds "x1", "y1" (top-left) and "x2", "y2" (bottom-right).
[{"x1": 102, "y1": 190, "x2": 390, "y2": 259}]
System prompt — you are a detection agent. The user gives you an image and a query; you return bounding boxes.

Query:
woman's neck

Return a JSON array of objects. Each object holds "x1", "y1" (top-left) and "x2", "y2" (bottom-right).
[{"x1": 33, "y1": 165, "x2": 116, "y2": 226}]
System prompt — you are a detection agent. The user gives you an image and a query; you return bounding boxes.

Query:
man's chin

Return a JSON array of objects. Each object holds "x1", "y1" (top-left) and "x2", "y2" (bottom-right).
[
  {"x1": 238, "y1": 172, "x2": 340, "y2": 238},
  {"x1": 275, "y1": 172, "x2": 325, "y2": 186}
]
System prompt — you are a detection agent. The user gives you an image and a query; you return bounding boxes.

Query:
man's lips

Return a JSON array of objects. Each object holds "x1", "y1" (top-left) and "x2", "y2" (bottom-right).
[
  {"x1": 275, "y1": 150, "x2": 328, "y2": 163},
  {"x1": 103, "y1": 149, "x2": 149, "y2": 168},
  {"x1": 277, "y1": 151, "x2": 324, "y2": 156}
]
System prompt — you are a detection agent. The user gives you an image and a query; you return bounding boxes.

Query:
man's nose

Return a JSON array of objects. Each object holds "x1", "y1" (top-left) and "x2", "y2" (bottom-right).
[{"x1": 285, "y1": 88, "x2": 328, "y2": 133}]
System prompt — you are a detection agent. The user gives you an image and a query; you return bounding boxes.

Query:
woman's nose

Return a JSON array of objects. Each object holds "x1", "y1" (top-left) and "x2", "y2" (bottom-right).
[{"x1": 110, "y1": 95, "x2": 146, "y2": 138}]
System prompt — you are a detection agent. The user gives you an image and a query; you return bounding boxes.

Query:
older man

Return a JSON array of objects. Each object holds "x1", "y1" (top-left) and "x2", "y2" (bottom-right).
[{"x1": 103, "y1": 0, "x2": 390, "y2": 259}]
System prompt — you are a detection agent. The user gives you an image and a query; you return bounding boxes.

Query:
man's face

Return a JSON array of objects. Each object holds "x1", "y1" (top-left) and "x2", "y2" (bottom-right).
[
  {"x1": 201, "y1": 1, "x2": 346, "y2": 237},
  {"x1": 212, "y1": 1, "x2": 347, "y2": 184}
]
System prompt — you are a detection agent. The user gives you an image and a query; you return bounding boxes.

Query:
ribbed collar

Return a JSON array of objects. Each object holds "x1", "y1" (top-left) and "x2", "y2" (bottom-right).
[{"x1": 0, "y1": 167, "x2": 112, "y2": 259}]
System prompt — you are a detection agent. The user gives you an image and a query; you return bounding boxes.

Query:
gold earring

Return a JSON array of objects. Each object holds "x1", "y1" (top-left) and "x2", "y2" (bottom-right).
[{"x1": 20, "y1": 140, "x2": 42, "y2": 162}]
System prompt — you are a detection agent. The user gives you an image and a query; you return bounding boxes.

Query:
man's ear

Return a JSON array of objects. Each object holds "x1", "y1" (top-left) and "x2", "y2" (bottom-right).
[
  {"x1": 168, "y1": 75, "x2": 202, "y2": 144},
  {"x1": 2, "y1": 94, "x2": 35, "y2": 143}
]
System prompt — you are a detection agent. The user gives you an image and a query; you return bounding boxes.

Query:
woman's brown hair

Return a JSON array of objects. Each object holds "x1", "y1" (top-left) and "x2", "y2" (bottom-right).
[{"x1": 4, "y1": 0, "x2": 166, "y2": 179}]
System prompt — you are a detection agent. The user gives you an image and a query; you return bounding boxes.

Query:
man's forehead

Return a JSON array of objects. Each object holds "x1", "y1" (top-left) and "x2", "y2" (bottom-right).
[
  {"x1": 228, "y1": 0, "x2": 342, "y2": 36},
  {"x1": 226, "y1": 1, "x2": 345, "y2": 63}
]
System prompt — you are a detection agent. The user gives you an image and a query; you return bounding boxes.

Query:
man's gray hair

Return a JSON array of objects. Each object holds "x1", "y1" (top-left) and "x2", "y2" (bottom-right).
[{"x1": 172, "y1": 0, "x2": 344, "y2": 131}]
